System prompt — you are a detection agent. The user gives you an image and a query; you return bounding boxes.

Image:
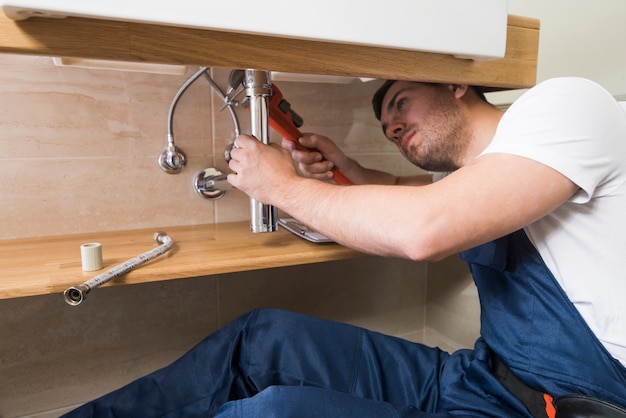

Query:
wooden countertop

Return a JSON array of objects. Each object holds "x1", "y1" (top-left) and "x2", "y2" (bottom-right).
[{"x1": 0, "y1": 222, "x2": 362, "y2": 300}]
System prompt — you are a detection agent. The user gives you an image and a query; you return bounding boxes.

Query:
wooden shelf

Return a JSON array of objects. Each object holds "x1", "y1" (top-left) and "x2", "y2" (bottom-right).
[
  {"x1": 0, "y1": 223, "x2": 362, "y2": 300},
  {"x1": 0, "y1": 14, "x2": 539, "y2": 89}
]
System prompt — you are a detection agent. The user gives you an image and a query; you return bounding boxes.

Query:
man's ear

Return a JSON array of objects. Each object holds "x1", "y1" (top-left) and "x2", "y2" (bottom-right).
[{"x1": 447, "y1": 84, "x2": 469, "y2": 98}]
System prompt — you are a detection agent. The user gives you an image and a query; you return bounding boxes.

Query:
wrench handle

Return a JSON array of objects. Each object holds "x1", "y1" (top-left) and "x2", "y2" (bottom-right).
[{"x1": 269, "y1": 85, "x2": 353, "y2": 185}]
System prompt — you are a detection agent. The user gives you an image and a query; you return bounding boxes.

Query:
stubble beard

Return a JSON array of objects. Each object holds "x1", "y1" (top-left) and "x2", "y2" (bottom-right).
[{"x1": 404, "y1": 96, "x2": 471, "y2": 173}]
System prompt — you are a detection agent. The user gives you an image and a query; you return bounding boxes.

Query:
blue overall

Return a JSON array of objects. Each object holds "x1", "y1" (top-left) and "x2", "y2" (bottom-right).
[{"x1": 63, "y1": 230, "x2": 626, "y2": 417}]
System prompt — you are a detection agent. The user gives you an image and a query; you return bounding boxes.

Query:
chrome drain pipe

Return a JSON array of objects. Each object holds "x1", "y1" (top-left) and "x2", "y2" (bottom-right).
[
  {"x1": 243, "y1": 70, "x2": 278, "y2": 233},
  {"x1": 63, "y1": 232, "x2": 174, "y2": 306}
]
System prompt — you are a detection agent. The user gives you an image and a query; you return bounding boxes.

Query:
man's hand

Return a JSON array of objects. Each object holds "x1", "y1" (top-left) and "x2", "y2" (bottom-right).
[
  {"x1": 283, "y1": 134, "x2": 349, "y2": 182},
  {"x1": 227, "y1": 134, "x2": 299, "y2": 205}
]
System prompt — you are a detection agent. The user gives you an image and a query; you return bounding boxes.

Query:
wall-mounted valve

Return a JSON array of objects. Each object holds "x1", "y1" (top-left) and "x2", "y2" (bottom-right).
[
  {"x1": 193, "y1": 167, "x2": 231, "y2": 199},
  {"x1": 158, "y1": 140, "x2": 187, "y2": 174}
]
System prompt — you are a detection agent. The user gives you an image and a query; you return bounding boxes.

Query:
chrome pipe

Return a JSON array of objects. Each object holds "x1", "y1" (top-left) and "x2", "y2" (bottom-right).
[
  {"x1": 203, "y1": 72, "x2": 240, "y2": 138},
  {"x1": 243, "y1": 70, "x2": 278, "y2": 233},
  {"x1": 63, "y1": 232, "x2": 174, "y2": 306}
]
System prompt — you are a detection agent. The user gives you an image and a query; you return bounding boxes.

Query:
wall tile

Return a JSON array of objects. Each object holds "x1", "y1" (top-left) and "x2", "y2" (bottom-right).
[
  {"x1": 0, "y1": 55, "x2": 221, "y2": 239},
  {"x1": 217, "y1": 256, "x2": 427, "y2": 337},
  {"x1": 276, "y1": 79, "x2": 395, "y2": 155},
  {"x1": 0, "y1": 277, "x2": 218, "y2": 417},
  {"x1": 0, "y1": 60, "x2": 417, "y2": 239},
  {"x1": 0, "y1": 155, "x2": 218, "y2": 238},
  {"x1": 426, "y1": 255, "x2": 481, "y2": 350}
]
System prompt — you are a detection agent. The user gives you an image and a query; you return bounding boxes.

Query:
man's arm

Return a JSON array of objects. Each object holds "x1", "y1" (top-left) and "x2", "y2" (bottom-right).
[
  {"x1": 228, "y1": 135, "x2": 578, "y2": 262},
  {"x1": 283, "y1": 134, "x2": 433, "y2": 186}
]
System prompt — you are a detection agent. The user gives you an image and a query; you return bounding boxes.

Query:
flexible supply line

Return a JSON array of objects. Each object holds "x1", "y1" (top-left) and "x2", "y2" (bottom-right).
[
  {"x1": 159, "y1": 67, "x2": 241, "y2": 174},
  {"x1": 64, "y1": 232, "x2": 174, "y2": 306}
]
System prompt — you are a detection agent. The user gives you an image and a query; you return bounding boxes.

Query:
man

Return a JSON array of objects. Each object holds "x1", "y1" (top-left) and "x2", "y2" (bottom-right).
[{"x1": 65, "y1": 78, "x2": 626, "y2": 417}]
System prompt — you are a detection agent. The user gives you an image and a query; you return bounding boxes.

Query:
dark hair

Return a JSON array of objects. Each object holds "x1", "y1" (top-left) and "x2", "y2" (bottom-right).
[
  {"x1": 372, "y1": 80, "x2": 397, "y2": 121},
  {"x1": 372, "y1": 80, "x2": 487, "y2": 120}
]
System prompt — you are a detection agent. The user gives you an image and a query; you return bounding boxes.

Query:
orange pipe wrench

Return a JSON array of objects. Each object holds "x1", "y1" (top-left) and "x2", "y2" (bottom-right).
[{"x1": 268, "y1": 84, "x2": 354, "y2": 185}]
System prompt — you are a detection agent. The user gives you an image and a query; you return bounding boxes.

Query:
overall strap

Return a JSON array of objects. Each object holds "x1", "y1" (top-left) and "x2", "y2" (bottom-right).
[{"x1": 492, "y1": 353, "x2": 556, "y2": 418}]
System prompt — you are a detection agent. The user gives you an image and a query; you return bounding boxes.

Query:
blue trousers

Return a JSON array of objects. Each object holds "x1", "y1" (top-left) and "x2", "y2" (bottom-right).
[
  {"x1": 64, "y1": 308, "x2": 530, "y2": 418},
  {"x1": 64, "y1": 230, "x2": 626, "y2": 416}
]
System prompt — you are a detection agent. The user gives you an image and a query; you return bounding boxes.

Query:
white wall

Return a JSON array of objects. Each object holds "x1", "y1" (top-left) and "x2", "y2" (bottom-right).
[{"x1": 489, "y1": 0, "x2": 626, "y2": 104}]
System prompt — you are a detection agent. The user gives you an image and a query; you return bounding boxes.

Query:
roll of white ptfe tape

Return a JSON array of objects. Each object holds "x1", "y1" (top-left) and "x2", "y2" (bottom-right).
[{"x1": 81, "y1": 242, "x2": 103, "y2": 271}]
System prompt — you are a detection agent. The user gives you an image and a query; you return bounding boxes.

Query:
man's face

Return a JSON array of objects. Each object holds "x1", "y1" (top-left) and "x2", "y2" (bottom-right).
[{"x1": 379, "y1": 81, "x2": 471, "y2": 172}]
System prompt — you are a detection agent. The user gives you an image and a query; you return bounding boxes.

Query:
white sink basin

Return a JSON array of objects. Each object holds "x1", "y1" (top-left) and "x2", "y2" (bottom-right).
[{"x1": 1, "y1": 0, "x2": 508, "y2": 61}]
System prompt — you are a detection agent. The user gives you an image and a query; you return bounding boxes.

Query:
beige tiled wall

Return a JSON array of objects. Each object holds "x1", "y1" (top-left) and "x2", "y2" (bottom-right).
[
  {"x1": 0, "y1": 55, "x2": 418, "y2": 239},
  {"x1": 424, "y1": 255, "x2": 481, "y2": 351},
  {"x1": 0, "y1": 54, "x2": 479, "y2": 417}
]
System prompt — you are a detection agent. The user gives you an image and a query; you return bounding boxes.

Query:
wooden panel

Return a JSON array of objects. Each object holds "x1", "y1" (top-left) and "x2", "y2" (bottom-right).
[
  {"x1": 0, "y1": 14, "x2": 539, "y2": 89},
  {"x1": 0, "y1": 14, "x2": 130, "y2": 58},
  {"x1": 0, "y1": 223, "x2": 362, "y2": 299}
]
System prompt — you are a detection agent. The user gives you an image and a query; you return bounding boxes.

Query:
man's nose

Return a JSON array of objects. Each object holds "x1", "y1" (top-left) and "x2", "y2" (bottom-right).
[{"x1": 384, "y1": 119, "x2": 404, "y2": 142}]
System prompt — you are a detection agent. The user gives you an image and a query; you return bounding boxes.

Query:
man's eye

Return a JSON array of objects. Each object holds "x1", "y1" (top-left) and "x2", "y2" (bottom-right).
[{"x1": 397, "y1": 98, "x2": 406, "y2": 111}]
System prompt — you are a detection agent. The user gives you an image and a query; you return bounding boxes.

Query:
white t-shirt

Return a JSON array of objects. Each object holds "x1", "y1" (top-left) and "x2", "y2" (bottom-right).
[{"x1": 480, "y1": 77, "x2": 626, "y2": 366}]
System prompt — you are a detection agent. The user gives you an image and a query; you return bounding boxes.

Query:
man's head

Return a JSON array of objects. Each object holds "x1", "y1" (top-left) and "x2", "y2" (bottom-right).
[
  {"x1": 372, "y1": 81, "x2": 487, "y2": 120},
  {"x1": 371, "y1": 80, "x2": 486, "y2": 172}
]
